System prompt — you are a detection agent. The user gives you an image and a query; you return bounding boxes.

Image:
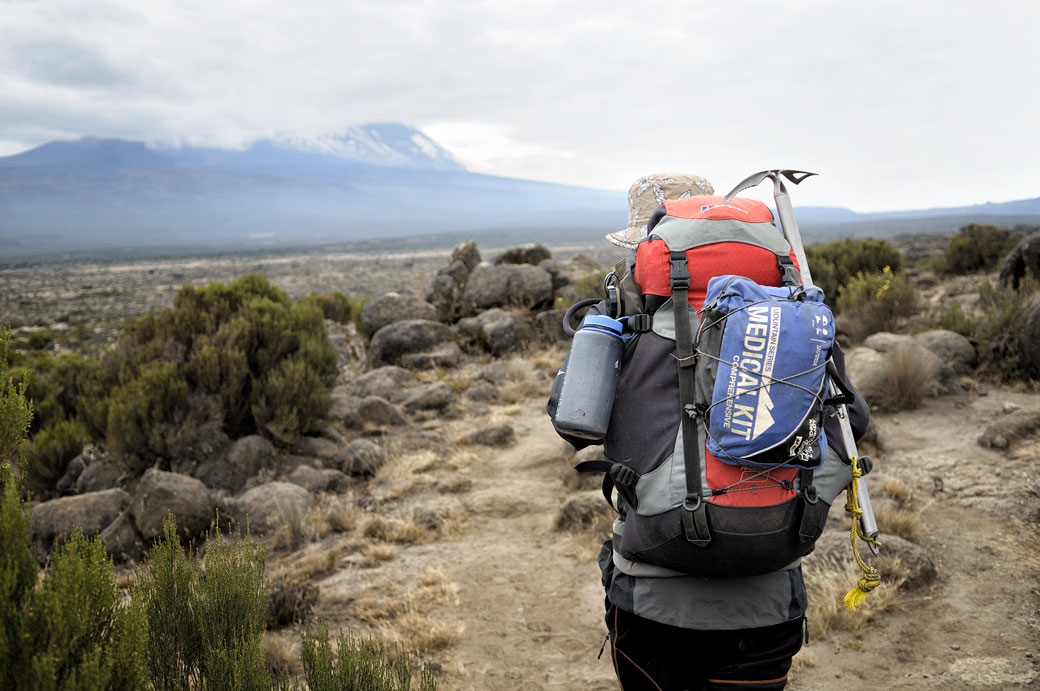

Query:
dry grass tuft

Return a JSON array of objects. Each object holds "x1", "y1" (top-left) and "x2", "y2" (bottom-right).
[
  {"x1": 362, "y1": 543, "x2": 397, "y2": 565},
  {"x1": 269, "y1": 496, "x2": 307, "y2": 551},
  {"x1": 880, "y1": 476, "x2": 912, "y2": 505},
  {"x1": 306, "y1": 493, "x2": 360, "y2": 539},
  {"x1": 362, "y1": 515, "x2": 432, "y2": 545},
  {"x1": 803, "y1": 555, "x2": 906, "y2": 640},
  {"x1": 878, "y1": 344, "x2": 934, "y2": 411},
  {"x1": 263, "y1": 631, "x2": 303, "y2": 680},
  {"x1": 875, "y1": 505, "x2": 920, "y2": 541},
  {"x1": 355, "y1": 569, "x2": 464, "y2": 654},
  {"x1": 497, "y1": 354, "x2": 553, "y2": 403},
  {"x1": 371, "y1": 450, "x2": 441, "y2": 501}
]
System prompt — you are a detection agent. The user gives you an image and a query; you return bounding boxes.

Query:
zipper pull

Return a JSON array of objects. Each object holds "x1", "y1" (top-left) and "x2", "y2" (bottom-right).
[{"x1": 597, "y1": 633, "x2": 609, "y2": 659}]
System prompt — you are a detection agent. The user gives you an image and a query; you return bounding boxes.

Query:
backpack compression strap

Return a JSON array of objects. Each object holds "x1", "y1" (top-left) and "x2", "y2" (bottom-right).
[{"x1": 669, "y1": 251, "x2": 711, "y2": 547}]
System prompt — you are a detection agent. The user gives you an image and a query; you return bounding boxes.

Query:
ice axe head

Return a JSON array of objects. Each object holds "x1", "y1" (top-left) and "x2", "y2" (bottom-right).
[{"x1": 723, "y1": 169, "x2": 817, "y2": 203}]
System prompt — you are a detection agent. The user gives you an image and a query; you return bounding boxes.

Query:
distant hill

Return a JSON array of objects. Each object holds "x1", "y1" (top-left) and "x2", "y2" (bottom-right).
[
  {"x1": 1, "y1": 124, "x2": 1038, "y2": 259},
  {"x1": 0, "y1": 124, "x2": 623, "y2": 258}
]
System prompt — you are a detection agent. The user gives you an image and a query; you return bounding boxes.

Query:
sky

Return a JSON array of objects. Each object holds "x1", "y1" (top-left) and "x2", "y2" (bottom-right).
[{"x1": 1, "y1": 0, "x2": 1037, "y2": 212}]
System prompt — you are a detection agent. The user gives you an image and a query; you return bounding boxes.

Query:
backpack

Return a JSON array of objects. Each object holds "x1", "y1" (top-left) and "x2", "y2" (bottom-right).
[{"x1": 557, "y1": 195, "x2": 855, "y2": 577}]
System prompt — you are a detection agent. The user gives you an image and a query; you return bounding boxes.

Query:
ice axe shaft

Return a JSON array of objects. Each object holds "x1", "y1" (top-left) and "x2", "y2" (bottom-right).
[{"x1": 725, "y1": 170, "x2": 880, "y2": 551}]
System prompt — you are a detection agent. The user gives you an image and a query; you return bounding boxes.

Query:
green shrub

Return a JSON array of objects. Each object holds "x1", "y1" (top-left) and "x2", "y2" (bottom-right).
[
  {"x1": 138, "y1": 516, "x2": 270, "y2": 691},
  {"x1": 572, "y1": 271, "x2": 608, "y2": 301},
  {"x1": 21, "y1": 530, "x2": 148, "y2": 690},
  {"x1": 972, "y1": 277, "x2": 1040, "y2": 378},
  {"x1": 0, "y1": 464, "x2": 36, "y2": 689},
  {"x1": 24, "y1": 419, "x2": 91, "y2": 497},
  {"x1": 301, "y1": 620, "x2": 437, "y2": 691},
  {"x1": 805, "y1": 239, "x2": 903, "y2": 306},
  {"x1": 836, "y1": 267, "x2": 919, "y2": 342},
  {"x1": 1, "y1": 327, "x2": 34, "y2": 464},
  {"x1": 296, "y1": 291, "x2": 359, "y2": 325},
  {"x1": 940, "y1": 224, "x2": 1016, "y2": 275},
  {"x1": 935, "y1": 302, "x2": 975, "y2": 337}
]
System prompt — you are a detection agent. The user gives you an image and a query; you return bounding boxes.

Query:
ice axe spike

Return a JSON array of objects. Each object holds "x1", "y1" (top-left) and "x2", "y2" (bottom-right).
[{"x1": 725, "y1": 169, "x2": 880, "y2": 554}]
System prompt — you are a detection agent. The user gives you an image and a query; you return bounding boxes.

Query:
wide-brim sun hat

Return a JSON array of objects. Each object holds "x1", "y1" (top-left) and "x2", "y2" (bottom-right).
[{"x1": 606, "y1": 172, "x2": 715, "y2": 249}]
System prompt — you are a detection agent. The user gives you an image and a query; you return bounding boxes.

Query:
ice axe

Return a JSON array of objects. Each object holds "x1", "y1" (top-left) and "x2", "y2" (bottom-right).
[{"x1": 725, "y1": 170, "x2": 880, "y2": 554}]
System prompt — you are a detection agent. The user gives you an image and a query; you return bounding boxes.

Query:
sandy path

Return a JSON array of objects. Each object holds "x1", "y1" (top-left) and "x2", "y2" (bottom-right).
[
  {"x1": 320, "y1": 387, "x2": 1038, "y2": 690},
  {"x1": 793, "y1": 390, "x2": 1039, "y2": 690}
]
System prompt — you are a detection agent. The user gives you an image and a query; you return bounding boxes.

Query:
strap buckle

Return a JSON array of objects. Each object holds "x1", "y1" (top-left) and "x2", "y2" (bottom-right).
[
  {"x1": 681, "y1": 493, "x2": 711, "y2": 547},
  {"x1": 669, "y1": 252, "x2": 690, "y2": 290}
]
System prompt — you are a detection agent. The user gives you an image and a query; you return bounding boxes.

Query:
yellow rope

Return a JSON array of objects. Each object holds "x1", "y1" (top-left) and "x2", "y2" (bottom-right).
[{"x1": 842, "y1": 456, "x2": 882, "y2": 611}]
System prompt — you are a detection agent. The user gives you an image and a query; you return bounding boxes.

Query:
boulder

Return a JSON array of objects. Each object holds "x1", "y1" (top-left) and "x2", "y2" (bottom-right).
[
  {"x1": 450, "y1": 239, "x2": 482, "y2": 272},
  {"x1": 286, "y1": 465, "x2": 347, "y2": 493},
  {"x1": 534, "y1": 310, "x2": 568, "y2": 344},
  {"x1": 335, "y1": 439, "x2": 389, "y2": 477},
  {"x1": 357, "y1": 396, "x2": 408, "y2": 426},
  {"x1": 399, "y1": 342, "x2": 462, "y2": 370},
  {"x1": 480, "y1": 312, "x2": 533, "y2": 355},
  {"x1": 360, "y1": 293, "x2": 442, "y2": 339},
  {"x1": 368, "y1": 319, "x2": 456, "y2": 368},
  {"x1": 457, "y1": 424, "x2": 515, "y2": 447},
  {"x1": 977, "y1": 409, "x2": 1040, "y2": 449},
  {"x1": 463, "y1": 381, "x2": 498, "y2": 402},
  {"x1": 1002, "y1": 296, "x2": 1040, "y2": 379},
  {"x1": 56, "y1": 444, "x2": 110, "y2": 495},
  {"x1": 194, "y1": 434, "x2": 276, "y2": 491},
  {"x1": 227, "y1": 482, "x2": 315, "y2": 535},
  {"x1": 403, "y1": 382, "x2": 456, "y2": 411},
  {"x1": 494, "y1": 243, "x2": 552, "y2": 266},
  {"x1": 459, "y1": 263, "x2": 553, "y2": 316},
  {"x1": 811, "y1": 531, "x2": 938, "y2": 591},
  {"x1": 424, "y1": 240, "x2": 484, "y2": 320},
  {"x1": 844, "y1": 346, "x2": 888, "y2": 407},
  {"x1": 861, "y1": 332, "x2": 957, "y2": 392},
  {"x1": 99, "y1": 512, "x2": 145, "y2": 562},
  {"x1": 288, "y1": 435, "x2": 338, "y2": 458},
  {"x1": 75, "y1": 457, "x2": 123, "y2": 494},
  {"x1": 554, "y1": 491, "x2": 612, "y2": 532},
  {"x1": 913, "y1": 329, "x2": 976, "y2": 374},
  {"x1": 129, "y1": 469, "x2": 215, "y2": 542},
  {"x1": 342, "y1": 366, "x2": 415, "y2": 403},
  {"x1": 30, "y1": 488, "x2": 130, "y2": 558},
  {"x1": 999, "y1": 231, "x2": 1040, "y2": 289}
]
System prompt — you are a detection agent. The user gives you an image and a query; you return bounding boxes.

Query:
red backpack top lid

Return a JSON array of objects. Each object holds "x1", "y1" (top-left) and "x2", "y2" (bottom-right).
[{"x1": 634, "y1": 195, "x2": 799, "y2": 310}]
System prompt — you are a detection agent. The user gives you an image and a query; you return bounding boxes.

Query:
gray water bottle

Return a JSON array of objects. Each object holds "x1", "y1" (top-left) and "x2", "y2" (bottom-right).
[{"x1": 552, "y1": 314, "x2": 625, "y2": 440}]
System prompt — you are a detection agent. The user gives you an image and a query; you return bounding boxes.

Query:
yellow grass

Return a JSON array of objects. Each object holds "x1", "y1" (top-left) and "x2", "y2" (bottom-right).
[{"x1": 803, "y1": 555, "x2": 906, "y2": 640}]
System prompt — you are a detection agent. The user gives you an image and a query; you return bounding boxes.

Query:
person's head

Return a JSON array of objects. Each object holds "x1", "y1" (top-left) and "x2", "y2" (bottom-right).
[{"x1": 606, "y1": 173, "x2": 714, "y2": 250}]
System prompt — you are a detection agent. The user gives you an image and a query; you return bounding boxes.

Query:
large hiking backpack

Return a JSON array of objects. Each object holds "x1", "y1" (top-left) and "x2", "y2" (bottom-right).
[{"x1": 565, "y1": 195, "x2": 854, "y2": 577}]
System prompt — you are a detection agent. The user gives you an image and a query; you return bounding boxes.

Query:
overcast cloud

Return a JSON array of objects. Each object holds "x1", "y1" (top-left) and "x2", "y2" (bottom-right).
[{"x1": 1, "y1": 0, "x2": 1037, "y2": 211}]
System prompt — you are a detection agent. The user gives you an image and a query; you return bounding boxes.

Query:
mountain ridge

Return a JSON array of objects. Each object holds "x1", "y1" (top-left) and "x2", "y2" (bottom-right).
[{"x1": 1, "y1": 125, "x2": 1038, "y2": 258}]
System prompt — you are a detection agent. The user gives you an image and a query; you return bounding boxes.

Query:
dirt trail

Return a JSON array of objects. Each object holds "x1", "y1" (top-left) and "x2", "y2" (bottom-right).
[{"x1": 323, "y1": 387, "x2": 1038, "y2": 690}]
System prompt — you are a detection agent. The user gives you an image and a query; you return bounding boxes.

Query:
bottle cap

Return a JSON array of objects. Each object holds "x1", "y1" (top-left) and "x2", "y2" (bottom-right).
[{"x1": 582, "y1": 314, "x2": 624, "y2": 335}]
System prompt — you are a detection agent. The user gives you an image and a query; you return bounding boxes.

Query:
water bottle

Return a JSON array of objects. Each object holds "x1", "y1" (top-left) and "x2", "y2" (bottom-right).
[{"x1": 552, "y1": 314, "x2": 625, "y2": 440}]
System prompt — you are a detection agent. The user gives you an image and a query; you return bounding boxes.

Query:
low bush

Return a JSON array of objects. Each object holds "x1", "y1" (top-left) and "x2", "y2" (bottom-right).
[
  {"x1": 805, "y1": 239, "x2": 903, "y2": 305},
  {"x1": 301, "y1": 620, "x2": 437, "y2": 691},
  {"x1": 935, "y1": 302, "x2": 975, "y2": 337},
  {"x1": 940, "y1": 224, "x2": 1016, "y2": 275},
  {"x1": 876, "y1": 344, "x2": 933, "y2": 412},
  {"x1": 571, "y1": 270, "x2": 608, "y2": 301},
  {"x1": 1, "y1": 327, "x2": 34, "y2": 464},
  {"x1": 24, "y1": 418, "x2": 91, "y2": 496},
  {"x1": 971, "y1": 277, "x2": 1040, "y2": 378},
  {"x1": 836, "y1": 267, "x2": 919, "y2": 342},
  {"x1": 296, "y1": 291, "x2": 360, "y2": 327}
]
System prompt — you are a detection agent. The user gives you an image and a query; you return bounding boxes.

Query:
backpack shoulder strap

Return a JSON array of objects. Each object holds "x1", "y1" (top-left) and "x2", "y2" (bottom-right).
[{"x1": 669, "y1": 250, "x2": 710, "y2": 547}]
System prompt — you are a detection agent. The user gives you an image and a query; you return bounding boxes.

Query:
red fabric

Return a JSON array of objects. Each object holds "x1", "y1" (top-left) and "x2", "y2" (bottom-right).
[
  {"x1": 705, "y1": 451, "x2": 798, "y2": 507},
  {"x1": 662, "y1": 196, "x2": 775, "y2": 223},
  {"x1": 636, "y1": 241, "x2": 787, "y2": 310}
]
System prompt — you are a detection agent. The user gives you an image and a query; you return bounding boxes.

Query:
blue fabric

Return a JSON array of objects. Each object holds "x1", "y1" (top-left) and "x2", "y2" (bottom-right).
[{"x1": 702, "y1": 276, "x2": 834, "y2": 468}]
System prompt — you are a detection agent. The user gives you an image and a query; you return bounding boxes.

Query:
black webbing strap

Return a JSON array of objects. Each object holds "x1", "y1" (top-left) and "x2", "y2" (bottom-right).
[
  {"x1": 797, "y1": 468, "x2": 821, "y2": 543},
  {"x1": 776, "y1": 253, "x2": 802, "y2": 287},
  {"x1": 669, "y1": 251, "x2": 710, "y2": 547},
  {"x1": 575, "y1": 460, "x2": 640, "y2": 512}
]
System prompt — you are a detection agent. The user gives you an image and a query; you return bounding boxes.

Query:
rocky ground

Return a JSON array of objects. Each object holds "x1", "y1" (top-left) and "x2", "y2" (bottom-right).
[{"x1": 6, "y1": 238, "x2": 1040, "y2": 689}]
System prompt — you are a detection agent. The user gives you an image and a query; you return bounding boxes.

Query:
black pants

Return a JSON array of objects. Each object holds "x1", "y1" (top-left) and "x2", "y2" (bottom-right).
[{"x1": 606, "y1": 605, "x2": 804, "y2": 691}]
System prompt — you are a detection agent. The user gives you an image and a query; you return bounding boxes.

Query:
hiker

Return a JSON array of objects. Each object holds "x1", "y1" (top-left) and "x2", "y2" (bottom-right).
[{"x1": 548, "y1": 172, "x2": 870, "y2": 690}]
